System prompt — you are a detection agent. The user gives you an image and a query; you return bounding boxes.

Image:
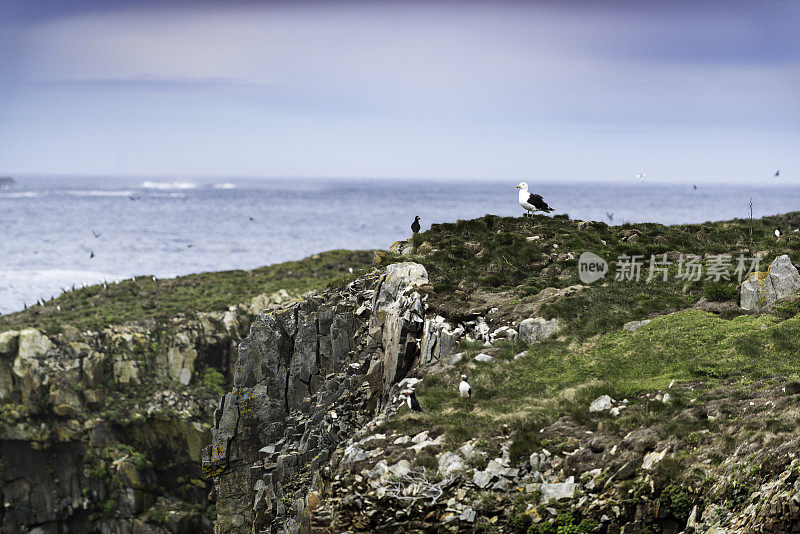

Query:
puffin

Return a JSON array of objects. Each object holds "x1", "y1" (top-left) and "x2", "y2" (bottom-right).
[
  {"x1": 459, "y1": 374, "x2": 472, "y2": 401},
  {"x1": 411, "y1": 216, "x2": 421, "y2": 234}
]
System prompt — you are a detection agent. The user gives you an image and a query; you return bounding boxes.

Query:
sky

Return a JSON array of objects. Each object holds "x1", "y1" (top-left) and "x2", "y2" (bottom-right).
[{"x1": 0, "y1": 0, "x2": 798, "y2": 182}]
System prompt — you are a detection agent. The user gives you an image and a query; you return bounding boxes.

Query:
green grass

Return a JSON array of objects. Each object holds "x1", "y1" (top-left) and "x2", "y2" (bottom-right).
[
  {"x1": 394, "y1": 211, "x2": 800, "y2": 331},
  {"x1": 0, "y1": 250, "x2": 373, "y2": 333},
  {"x1": 383, "y1": 309, "x2": 800, "y2": 460}
]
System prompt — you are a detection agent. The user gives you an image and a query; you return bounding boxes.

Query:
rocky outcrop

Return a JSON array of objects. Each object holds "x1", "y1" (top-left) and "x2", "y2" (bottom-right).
[
  {"x1": 740, "y1": 254, "x2": 800, "y2": 311},
  {"x1": 204, "y1": 264, "x2": 442, "y2": 533},
  {"x1": 0, "y1": 293, "x2": 282, "y2": 533}
]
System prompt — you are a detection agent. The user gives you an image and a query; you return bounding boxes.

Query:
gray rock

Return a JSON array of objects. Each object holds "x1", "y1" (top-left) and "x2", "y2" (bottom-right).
[
  {"x1": 474, "y1": 353, "x2": 494, "y2": 363},
  {"x1": 589, "y1": 395, "x2": 613, "y2": 412},
  {"x1": 518, "y1": 317, "x2": 561, "y2": 344},
  {"x1": 540, "y1": 482, "x2": 578, "y2": 502},
  {"x1": 622, "y1": 319, "x2": 651, "y2": 332},
  {"x1": 437, "y1": 452, "x2": 465, "y2": 476},
  {"x1": 473, "y1": 470, "x2": 494, "y2": 489},
  {"x1": 740, "y1": 255, "x2": 800, "y2": 311},
  {"x1": 0, "y1": 330, "x2": 20, "y2": 357},
  {"x1": 459, "y1": 507, "x2": 477, "y2": 523}
]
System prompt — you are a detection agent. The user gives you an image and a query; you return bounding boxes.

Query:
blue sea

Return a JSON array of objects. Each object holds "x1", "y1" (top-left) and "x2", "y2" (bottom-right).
[{"x1": 2, "y1": 175, "x2": 799, "y2": 314}]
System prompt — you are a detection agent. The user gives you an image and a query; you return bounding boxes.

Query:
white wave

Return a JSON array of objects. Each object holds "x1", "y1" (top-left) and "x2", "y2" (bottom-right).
[
  {"x1": 0, "y1": 191, "x2": 41, "y2": 198},
  {"x1": 214, "y1": 183, "x2": 237, "y2": 190},
  {"x1": 141, "y1": 181, "x2": 198, "y2": 190},
  {"x1": 67, "y1": 190, "x2": 134, "y2": 197}
]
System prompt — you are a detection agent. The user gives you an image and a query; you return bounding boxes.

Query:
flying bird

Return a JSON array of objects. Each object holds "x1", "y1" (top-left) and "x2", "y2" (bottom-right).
[
  {"x1": 775, "y1": 170, "x2": 780, "y2": 177},
  {"x1": 516, "y1": 182, "x2": 553, "y2": 217},
  {"x1": 635, "y1": 173, "x2": 646, "y2": 182},
  {"x1": 606, "y1": 212, "x2": 614, "y2": 222},
  {"x1": 92, "y1": 231, "x2": 102, "y2": 238},
  {"x1": 411, "y1": 216, "x2": 421, "y2": 234},
  {"x1": 459, "y1": 374, "x2": 472, "y2": 401},
  {"x1": 693, "y1": 184, "x2": 697, "y2": 190},
  {"x1": 128, "y1": 196, "x2": 140, "y2": 201},
  {"x1": 249, "y1": 217, "x2": 255, "y2": 223},
  {"x1": 89, "y1": 251, "x2": 95, "y2": 259}
]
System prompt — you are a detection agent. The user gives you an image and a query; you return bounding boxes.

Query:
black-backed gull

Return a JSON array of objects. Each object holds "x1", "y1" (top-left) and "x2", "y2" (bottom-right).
[{"x1": 516, "y1": 182, "x2": 553, "y2": 217}]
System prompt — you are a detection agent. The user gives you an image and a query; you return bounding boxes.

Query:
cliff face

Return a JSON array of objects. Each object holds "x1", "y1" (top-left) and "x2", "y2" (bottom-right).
[
  {"x1": 204, "y1": 262, "x2": 443, "y2": 533},
  {"x1": 0, "y1": 299, "x2": 272, "y2": 533}
]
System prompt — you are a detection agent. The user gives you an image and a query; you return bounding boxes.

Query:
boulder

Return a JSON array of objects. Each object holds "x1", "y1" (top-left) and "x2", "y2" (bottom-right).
[
  {"x1": 474, "y1": 353, "x2": 494, "y2": 362},
  {"x1": 0, "y1": 330, "x2": 20, "y2": 356},
  {"x1": 589, "y1": 395, "x2": 613, "y2": 413},
  {"x1": 518, "y1": 317, "x2": 561, "y2": 344},
  {"x1": 17, "y1": 328, "x2": 53, "y2": 358},
  {"x1": 740, "y1": 255, "x2": 800, "y2": 311},
  {"x1": 113, "y1": 358, "x2": 139, "y2": 384}
]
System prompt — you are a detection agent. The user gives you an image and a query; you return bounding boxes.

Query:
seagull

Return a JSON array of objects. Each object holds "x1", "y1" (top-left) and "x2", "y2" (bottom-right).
[
  {"x1": 635, "y1": 173, "x2": 646, "y2": 182},
  {"x1": 405, "y1": 389, "x2": 423, "y2": 412},
  {"x1": 775, "y1": 170, "x2": 780, "y2": 177},
  {"x1": 775, "y1": 227, "x2": 782, "y2": 238},
  {"x1": 516, "y1": 182, "x2": 554, "y2": 217},
  {"x1": 411, "y1": 216, "x2": 421, "y2": 234},
  {"x1": 606, "y1": 212, "x2": 614, "y2": 222},
  {"x1": 92, "y1": 231, "x2": 102, "y2": 238},
  {"x1": 459, "y1": 375, "x2": 472, "y2": 401}
]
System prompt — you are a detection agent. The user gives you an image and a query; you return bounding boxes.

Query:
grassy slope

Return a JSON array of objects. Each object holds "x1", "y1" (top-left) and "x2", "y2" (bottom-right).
[
  {"x1": 379, "y1": 211, "x2": 800, "y2": 459},
  {"x1": 0, "y1": 250, "x2": 374, "y2": 333}
]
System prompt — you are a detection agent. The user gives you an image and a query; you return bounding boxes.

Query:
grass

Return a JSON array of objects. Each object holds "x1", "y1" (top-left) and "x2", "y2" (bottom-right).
[
  {"x1": 382, "y1": 309, "x2": 800, "y2": 460},
  {"x1": 0, "y1": 249, "x2": 373, "y2": 333},
  {"x1": 393, "y1": 211, "x2": 800, "y2": 332}
]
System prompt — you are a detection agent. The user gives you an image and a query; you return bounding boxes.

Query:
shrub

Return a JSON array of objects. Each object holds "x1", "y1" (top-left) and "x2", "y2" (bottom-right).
[{"x1": 202, "y1": 368, "x2": 227, "y2": 397}]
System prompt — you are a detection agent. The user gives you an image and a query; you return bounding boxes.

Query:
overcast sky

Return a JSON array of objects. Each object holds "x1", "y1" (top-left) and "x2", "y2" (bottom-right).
[{"x1": 0, "y1": 0, "x2": 798, "y2": 182}]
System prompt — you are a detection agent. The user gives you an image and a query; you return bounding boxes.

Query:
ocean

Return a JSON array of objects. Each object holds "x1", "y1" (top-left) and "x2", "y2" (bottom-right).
[{"x1": 1, "y1": 175, "x2": 799, "y2": 315}]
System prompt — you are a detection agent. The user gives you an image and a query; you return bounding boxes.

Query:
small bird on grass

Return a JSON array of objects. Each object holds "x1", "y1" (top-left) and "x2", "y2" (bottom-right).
[
  {"x1": 403, "y1": 389, "x2": 423, "y2": 412},
  {"x1": 411, "y1": 216, "x2": 421, "y2": 234},
  {"x1": 459, "y1": 374, "x2": 472, "y2": 401}
]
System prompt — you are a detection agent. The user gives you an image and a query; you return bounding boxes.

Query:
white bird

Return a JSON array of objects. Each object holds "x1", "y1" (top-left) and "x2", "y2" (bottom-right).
[
  {"x1": 459, "y1": 375, "x2": 472, "y2": 401},
  {"x1": 515, "y1": 182, "x2": 554, "y2": 218},
  {"x1": 635, "y1": 173, "x2": 646, "y2": 182},
  {"x1": 775, "y1": 227, "x2": 782, "y2": 238}
]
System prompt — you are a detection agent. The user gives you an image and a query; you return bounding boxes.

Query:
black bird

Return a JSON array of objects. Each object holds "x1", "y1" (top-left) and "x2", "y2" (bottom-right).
[
  {"x1": 775, "y1": 170, "x2": 780, "y2": 177},
  {"x1": 90, "y1": 251, "x2": 95, "y2": 258},
  {"x1": 128, "y1": 196, "x2": 140, "y2": 201},
  {"x1": 92, "y1": 231, "x2": 102, "y2": 238},
  {"x1": 693, "y1": 184, "x2": 697, "y2": 190},
  {"x1": 411, "y1": 216, "x2": 421, "y2": 234},
  {"x1": 249, "y1": 217, "x2": 255, "y2": 223},
  {"x1": 187, "y1": 244, "x2": 194, "y2": 248},
  {"x1": 406, "y1": 390, "x2": 423, "y2": 412}
]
